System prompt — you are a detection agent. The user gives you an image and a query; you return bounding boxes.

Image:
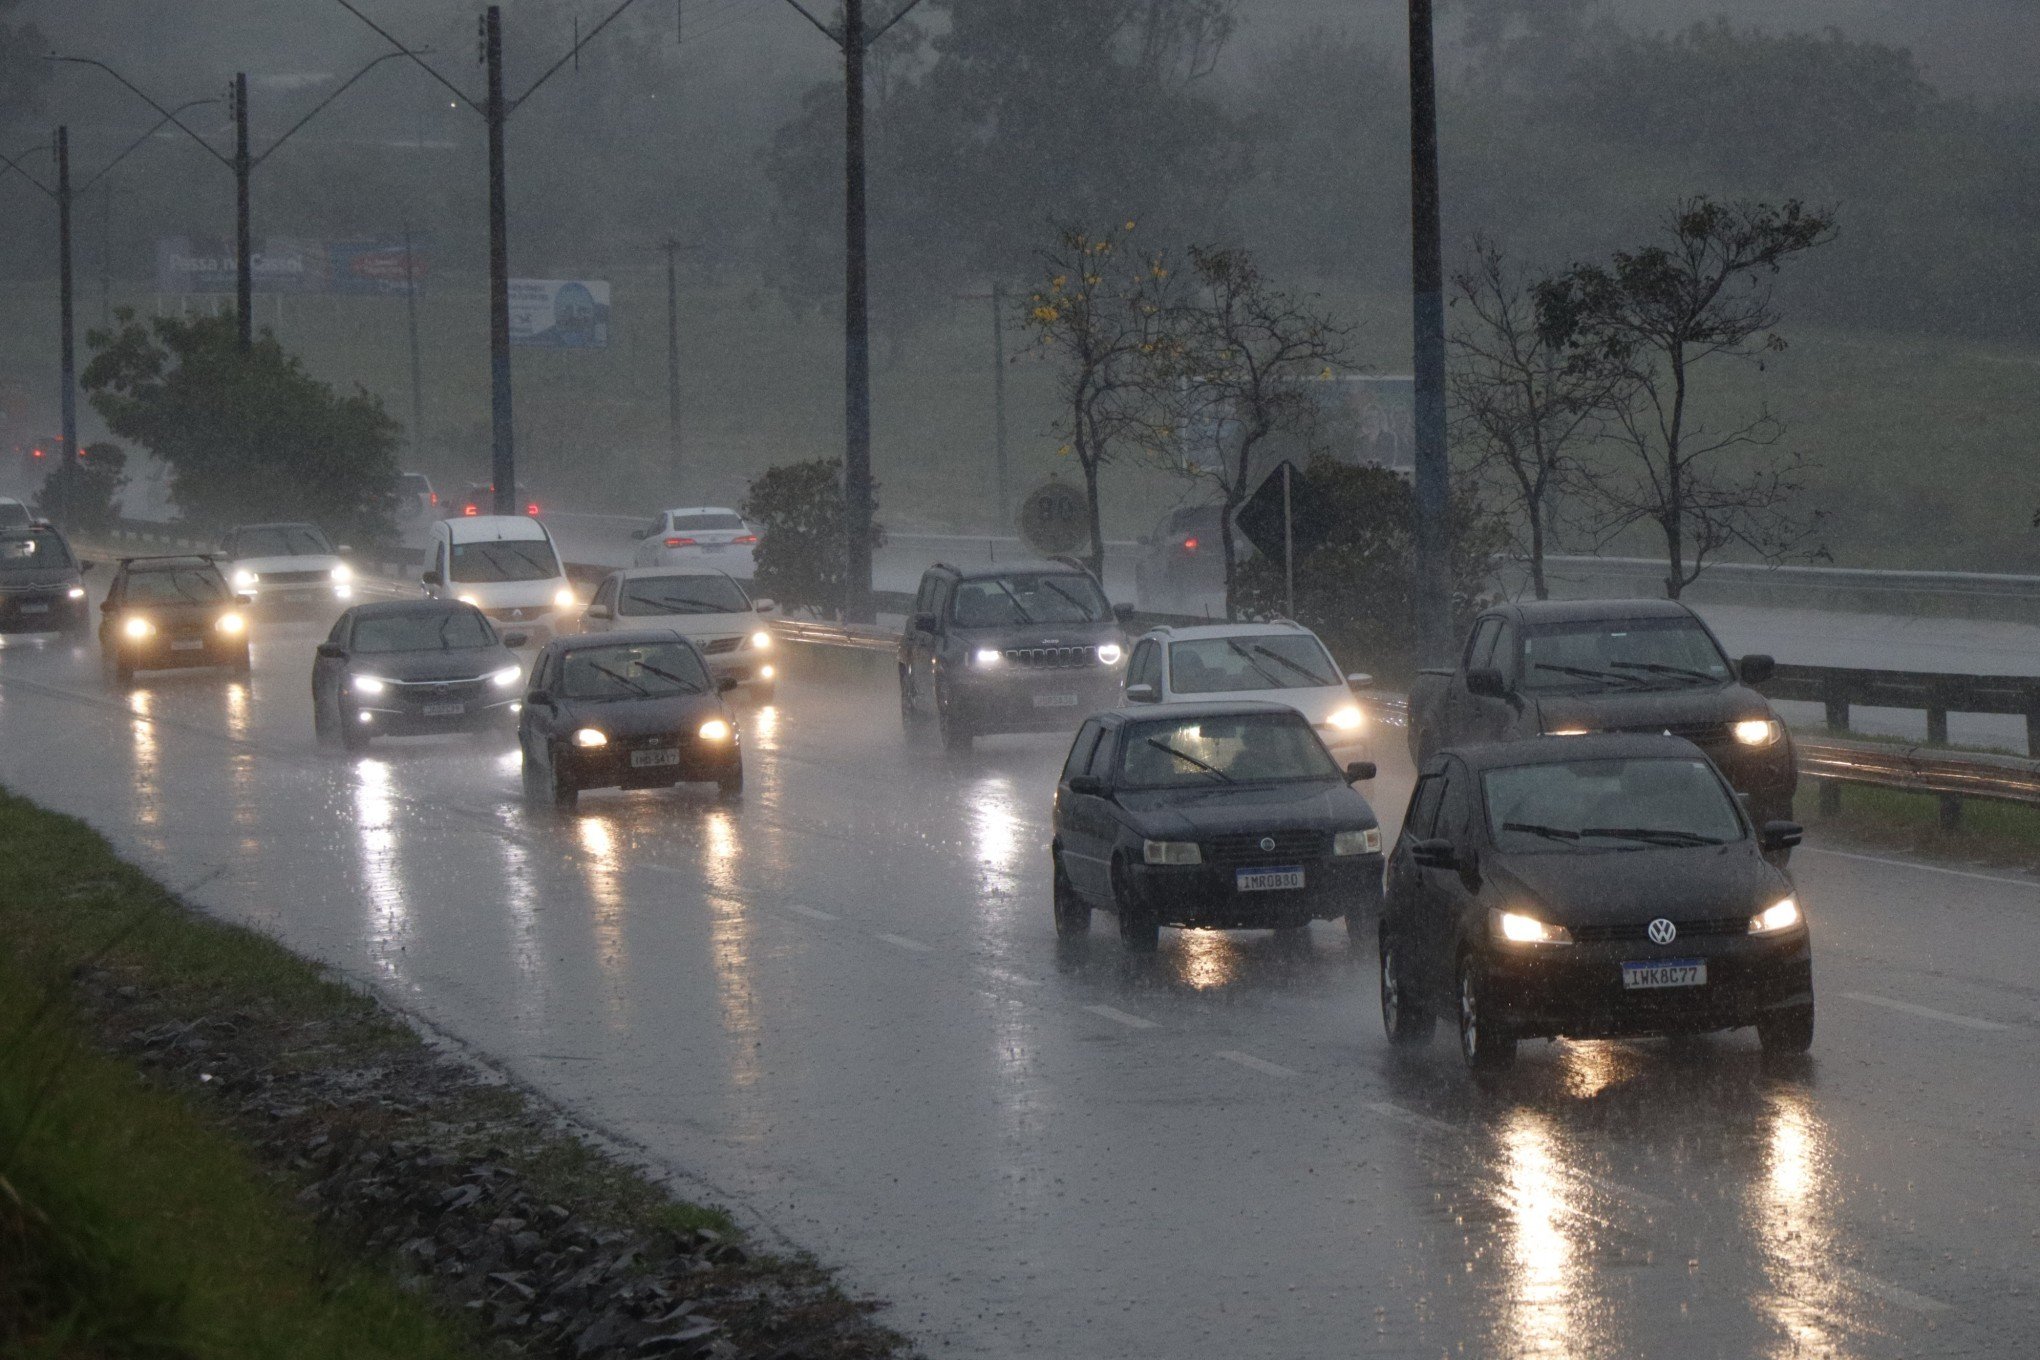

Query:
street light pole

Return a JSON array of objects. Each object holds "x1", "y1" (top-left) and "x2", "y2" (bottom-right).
[
  {"x1": 402, "y1": 221, "x2": 426, "y2": 466},
  {"x1": 663, "y1": 235, "x2": 683, "y2": 476},
  {"x1": 990, "y1": 281, "x2": 1009, "y2": 530},
  {"x1": 1407, "y1": 0, "x2": 1452, "y2": 666},
  {"x1": 232, "y1": 72, "x2": 252, "y2": 350},
  {"x1": 55, "y1": 127, "x2": 77, "y2": 468},
  {"x1": 483, "y1": 5, "x2": 517, "y2": 516},
  {"x1": 840, "y1": 0, "x2": 874, "y2": 621}
]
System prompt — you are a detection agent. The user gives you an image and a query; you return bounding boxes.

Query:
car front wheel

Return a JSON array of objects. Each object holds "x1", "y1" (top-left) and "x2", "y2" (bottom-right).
[
  {"x1": 936, "y1": 682, "x2": 973, "y2": 752},
  {"x1": 1052, "y1": 849, "x2": 1091, "y2": 938},
  {"x1": 1380, "y1": 934, "x2": 1436, "y2": 1046},
  {"x1": 548, "y1": 747, "x2": 579, "y2": 809},
  {"x1": 717, "y1": 761, "x2": 744, "y2": 802},
  {"x1": 1112, "y1": 860, "x2": 1158, "y2": 952},
  {"x1": 1457, "y1": 954, "x2": 1515, "y2": 1074},
  {"x1": 1758, "y1": 1002, "x2": 1815, "y2": 1055}
]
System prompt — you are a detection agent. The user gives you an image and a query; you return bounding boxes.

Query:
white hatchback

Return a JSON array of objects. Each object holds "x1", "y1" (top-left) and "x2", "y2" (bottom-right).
[
  {"x1": 630, "y1": 507, "x2": 758, "y2": 576},
  {"x1": 1122, "y1": 621, "x2": 1374, "y2": 763},
  {"x1": 422, "y1": 514, "x2": 575, "y2": 645},
  {"x1": 580, "y1": 567, "x2": 778, "y2": 698}
]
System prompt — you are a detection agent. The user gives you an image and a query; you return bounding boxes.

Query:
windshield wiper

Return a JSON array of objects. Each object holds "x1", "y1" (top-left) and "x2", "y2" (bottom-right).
[
  {"x1": 1250, "y1": 643, "x2": 1335, "y2": 687},
  {"x1": 1578, "y1": 826, "x2": 1726, "y2": 846},
  {"x1": 1532, "y1": 662, "x2": 1652, "y2": 687},
  {"x1": 1503, "y1": 821, "x2": 1581, "y2": 843},
  {"x1": 635, "y1": 662, "x2": 703, "y2": 693},
  {"x1": 586, "y1": 662, "x2": 649, "y2": 697},
  {"x1": 1038, "y1": 577, "x2": 1099, "y2": 620},
  {"x1": 1609, "y1": 661, "x2": 1719, "y2": 684},
  {"x1": 990, "y1": 577, "x2": 1036, "y2": 624},
  {"x1": 633, "y1": 594, "x2": 724, "y2": 614},
  {"x1": 1222, "y1": 638, "x2": 1289, "y2": 689},
  {"x1": 1145, "y1": 737, "x2": 1235, "y2": 784}
]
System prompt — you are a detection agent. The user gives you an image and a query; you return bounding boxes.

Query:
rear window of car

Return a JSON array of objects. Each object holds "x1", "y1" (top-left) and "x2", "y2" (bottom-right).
[
  {"x1": 669, "y1": 512, "x2": 746, "y2": 531},
  {"x1": 398, "y1": 474, "x2": 432, "y2": 495},
  {"x1": 124, "y1": 567, "x2": 229, "y2": 605},
  {"x1": 0, "y1": 501, "x2": 30, "y2": 529},
  {"x1": 1169, "y1": 634, "x2": 1338, "y2": 693}
]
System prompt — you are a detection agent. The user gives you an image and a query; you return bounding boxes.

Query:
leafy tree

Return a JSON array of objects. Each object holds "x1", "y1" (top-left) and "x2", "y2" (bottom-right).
[
  {"x1": 1536, "y1": 198, "x2": 1835, "y2": 597},
  {"x1": 34, "y1": 442, "x2": 127, "y2": 536},
  {"x1": 81, "y1": 310, "x2": 401, "y2": 546},
  {"x1": 741, "y1": 458, "x2": 886, "y2": 618},
  {"x1": 1232, "y1": 458, "x2": 1503, "y2": 685}
]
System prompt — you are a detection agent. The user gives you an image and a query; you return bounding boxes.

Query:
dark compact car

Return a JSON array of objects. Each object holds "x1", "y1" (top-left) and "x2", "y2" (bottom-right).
[
  {"x1": 1380, "y1": 733, "x2": 1813, "y2": 1075},
  {"x1": 312, "y1": 600, "x2": 526, "y2": 751},
  {"x1": 519, "y1": 629, "x2": 742, "y2": 809},
  {"x1": 899, "y1": 562, "x2": 1128, "y2": 750},
  {"x1": 0, "y1": 524, "x2": 91, "y2": 634},
  {"x1": 1052, "y1": 702, "x2": 1384, "y2": 950},
  {"x1": 1133, "y1": 503, "x2": 1228, "y2": 615},
  {"x1": 98, "y1": 555, "x2": 250, "y2": 685}
]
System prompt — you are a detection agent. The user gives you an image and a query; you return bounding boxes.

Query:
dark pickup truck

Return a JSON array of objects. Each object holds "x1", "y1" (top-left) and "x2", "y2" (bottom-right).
[{"x1": 1408, "y1": 598, "x2": 1796, "y2": 824}]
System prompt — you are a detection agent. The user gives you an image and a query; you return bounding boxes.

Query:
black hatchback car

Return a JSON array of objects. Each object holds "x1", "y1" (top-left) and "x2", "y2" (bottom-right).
[
  {"x1": 1052, "y1": 702, "x2": 1383, "y2": 949},
  {"x1": 98, "y1": 555, "x2": 250, "y2": 685},
  {"x1": 0, "y1": 524, "x2": 90, "y2": 634},
  {"x1": 1380, "y1": 734, "x2": 1812, "y2": 1074},
  {"x1": 519, "y1": 629, "x2": 741, "y2": 808},
  {"x1": 312, "y1": 600, "x2": 526, "y2": 751}
]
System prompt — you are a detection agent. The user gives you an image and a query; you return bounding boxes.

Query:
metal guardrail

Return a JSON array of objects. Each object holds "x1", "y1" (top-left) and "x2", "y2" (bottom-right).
[
  {"x1": 1764, "y1": 663, "x2": 2040, "y2": 756},
  {"x1": 1796, "y1": 736, "x2": 2040, "y2": 810},
  {"x1": 770, "y1": 617, "x2": 898, "y2": 653}
]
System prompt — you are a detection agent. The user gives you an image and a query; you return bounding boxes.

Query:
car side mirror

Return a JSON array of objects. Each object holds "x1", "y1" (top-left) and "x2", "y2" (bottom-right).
[
  {"x1": 1345, "y1": 761, "x2": 1377, "y2": 782},
  {"x1": 1410, "y1": 838, "x2": 1457, "y2": 870},
  {"x1": 501, "y1": 631, "x2": 529, "y2": 648},
  {"x1": 79, "y1": 560, "x2": 96, "y2": 572},
  {"x1": 1346, "y1": 672, "x2": 1373, "y2": 689},
  {"x1": 1067, "y1": 774, "x2": 1109, "y2": 798},
  {"x1": 1125, "y1": 683, "x2": 1158, "y2": 703},
  {"x1": 1113, "y1": 603, "x2": 1136, "y2": 624},
  {"x1": 1739, "y1": 653, "x2": 1776, "y2": 684},
  {"x1": 912, "y1": 612, "x2": 938, "y2": 634},
  {"x1": 716, "y1": 676, "x2": 738, "y2": 694},
  {"x1": 586, "y1": 604, "x2": 613, "y2": 620},
  {"x1": 315, "y1": 642, "x2": 345, "y2": 660},
  {"x1": 753, "y1": 599, "x2": 776, "y2": 614},
  {"x1": 526, "y1": 689, "x2": 552, "y2": 706},
  {"x1": 1466, "y1": 666, "x2": 1509, "y2": 699},
  {"x1": 421, "y1": 569, "x2": 442, "y2": 586},
  {"x1": 1761, "y1": 820, "x2": 1803, "y2": 852}
]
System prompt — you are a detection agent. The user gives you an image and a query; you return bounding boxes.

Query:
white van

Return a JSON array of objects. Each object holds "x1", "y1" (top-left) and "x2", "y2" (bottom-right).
[{"x1": 422, "y1": 515, "x2": 574, "y2": 645}]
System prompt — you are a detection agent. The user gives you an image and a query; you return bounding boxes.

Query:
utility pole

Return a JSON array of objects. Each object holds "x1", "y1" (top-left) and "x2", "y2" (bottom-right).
[
  {"x1": 663, "y1": 235, "x2": 683, "y2": 475},
  {"x1": 991, "y1": 281, "x2": 1009, "y2": 530},
  {"x1": 403, "y1": 222, "x2": 426, "y2": 465},
  {"x1": 1407, "y1": 0, "x2": 1452, "y2": 665},
  {"x1": 482, "y1": 5, "x2": 516, "y2": 515},
  {"x1": 231, "y1": 72, "x2": 252, "y2": 350},
  {"x1": 99, "y1": 178, "x2": 114, "y2": 327},
  {"x1": 55, "y1": 128, "x2": 77, "y2": 467}
]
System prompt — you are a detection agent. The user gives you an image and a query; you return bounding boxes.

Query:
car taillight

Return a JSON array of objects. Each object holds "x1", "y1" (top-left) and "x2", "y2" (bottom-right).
[
  {"x1": 1181, "y1": 536, "x2": 1199, "y2": 552},
  {"x1": 463, "y1": 504, "x2": 479, "y2": 516},
  {"x1": 732, "y1": 534, "x2": 758, "y2": 545},
  {"x1": 525, "y1": 502, "x2": 540, "y2": 516},
  {"x1": 31, "y1": 448, "x2": 44, "y2": 460},
  {"x1": 429, "y1": 492, "x2": 438, "y2": 504},
  {"x1": 665, "y1": 537, "x2": 696, "y2": 548}
]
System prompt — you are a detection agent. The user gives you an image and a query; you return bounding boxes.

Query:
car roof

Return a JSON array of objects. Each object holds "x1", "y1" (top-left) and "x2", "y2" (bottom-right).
[
  {"x1": 120, "y1": 554, "x2": 218, "y2": 571},
  {"x1": 1490, "y1": 597, "x2": 1697, "y2": 625},
  {"x1": 443, "y1": 514, "x2": 549, "y2": 543},
  {"x1": 1094, "y1": 700, "x2": 1307, "y2": 727},
  {"x1": 940, "y1": 560, "x2": 1100, "y2": 582},
  {"x1": 1139, "y1": 620, "x2": 1313, "y2": 642},
  {"x1": 661, "y1": 506, "x2": 744, "y2": 516},
  {"x1": 551, "y1": 628, "x2": 700, "y2": 652},
  {"x1": 609, "y1": 565, "x2": 743, "y2": 583},
  {"x1": 345, "y1": 599, "x2": 482, "y2": 620},
  {"x1": 226, "y1": 521, "x2": 320, "y2": 534},
  {"x1": 1439, "y1": 732, "x2": 1711, "y2": 771}
]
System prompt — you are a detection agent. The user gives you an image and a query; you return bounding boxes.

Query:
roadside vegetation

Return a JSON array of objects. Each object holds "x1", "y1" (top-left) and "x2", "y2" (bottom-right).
[{"x1": 1794, "y1": 780, "x2": 2040, "y2": 871}]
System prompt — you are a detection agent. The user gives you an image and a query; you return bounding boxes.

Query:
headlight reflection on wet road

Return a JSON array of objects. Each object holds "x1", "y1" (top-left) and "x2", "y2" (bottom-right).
[{"x1": 1494, "y1": 1109, "x2": 1586, "y2": 1358}]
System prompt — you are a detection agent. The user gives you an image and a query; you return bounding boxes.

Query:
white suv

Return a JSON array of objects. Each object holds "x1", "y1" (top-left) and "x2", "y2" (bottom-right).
[
  {"x1": 422, "y1": 515, "x2": 575, "y2": 645},
  {"x1": 1123, "y1": 621, "x2": 1374, "y2": 763},
  {"x1": 630, "y1": 507, "x2": 757, "y2": 576}
]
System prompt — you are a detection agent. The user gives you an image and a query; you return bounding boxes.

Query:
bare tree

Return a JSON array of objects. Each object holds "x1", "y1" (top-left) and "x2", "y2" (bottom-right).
[
  {"x1": 1536, "y1": 197, "x2": 1836, "y2": 597},
  {"x1": 1150, "y1": 245, "x2": 1352, "y2": 615},
  {"x1": 1448, "y1": 237, "x2": 1621, "y2": 599},
  {"x1": 1023, "y1": 221, "x2": 1176, "y2": 579}
]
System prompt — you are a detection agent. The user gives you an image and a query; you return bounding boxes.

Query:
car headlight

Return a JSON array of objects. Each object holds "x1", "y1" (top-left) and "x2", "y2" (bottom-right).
[
  {"x1": 1492, "y1": 908, "x2": 1572, "y2": 945},
  {"x1": 216, "y1": 612, "x2": 246, "y2": 635},
  {"x1": 330, "y1": 563, "x2": 353, "y2": 583},
  {"x1": 490, "y1": 666, "x2": 520, "y2": 688},
  {"x1": 1142, "y1": 839, "x2": 1202, "y2": 866},
  {"x1": 1734, "y1": 718, "x2": 1782, "y2": 746},
  {"x1": 122, "y1": 615, "x2": 154, "y2": 640},
  {"x1": 458, "y1": 594, "x2": 480, "y2": 606},
  {"x1": 573, "y1": 727, "x2": 608, "y2": 747},
  {"x1": 751, "y1": 630, "x2": 772, "y2": 650},
  {"x1": 698, "y1": 718, "x2": 732, "y2": 741},
  {"x1": 973, "y1": 647, "x2": 1003, "y2": 667},
  {"x1": 1097, "y1": 643, "x2": 1124, "y2": 666},
  {"x1": 351, "y1": 674, "x2": 388, "y2": 695},
  {"x1": 231, "y1": 568, "x2": 257, "y2": 589},
  {"x1": 1327, "y1": 705, "x2": 1364, "y2": 731},
  {"x1": 1749, "y1": 897, "x2": 1801, "y2": 935},
  {"x1": 1334, "y1": 827, "x2": 1382, "y2": 856},
  {"x1": 553, "y1": 587, "x2": 576, "y2": 610},
  {"x1": 66, "y1": 586, "x2": 85, "y2": 600}
]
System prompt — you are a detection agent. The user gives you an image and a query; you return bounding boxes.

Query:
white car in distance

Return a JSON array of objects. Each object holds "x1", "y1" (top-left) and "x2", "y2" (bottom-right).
[
  {"x1": 1122, "y1": 621, "x2": 1374, "y2": 763},
  {"x1": 580, "y1": 567, "x2": 778, "y2": 699},
  {"x1": 630, "y1": 507, "x2": 758, "y2": 576},
  {"x1": 218, "y1": 522, "x2": 354, "y2": 608}
]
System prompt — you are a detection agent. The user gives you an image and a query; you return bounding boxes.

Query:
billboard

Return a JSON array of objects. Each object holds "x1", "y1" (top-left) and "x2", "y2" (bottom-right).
[
  {"x1": 154, "y1": 236, "x2": 429, "y2": 295},
  {"x1": 508, "y1": 279, "x2": 610, "y2": 348}
]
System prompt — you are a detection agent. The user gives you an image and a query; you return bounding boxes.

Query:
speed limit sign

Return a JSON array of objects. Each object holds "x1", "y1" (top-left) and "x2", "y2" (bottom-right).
[{"x1": 1018, "y1": 479, "x2": 1090, "y2": 557}]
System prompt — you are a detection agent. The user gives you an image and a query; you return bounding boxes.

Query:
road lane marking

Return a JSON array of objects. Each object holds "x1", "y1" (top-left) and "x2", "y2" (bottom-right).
[
  {"x1": 1365, "y1": 1100, "x2": 1461, "y2": 1137},
  {"x1": 981, "y1": 968, "x2": 1042, "y2": 988},
  {"x1": 1215, "y1": 1049, "x2": 1298, "y2": 1078},
  {"x1": 781, "y1": 903, "x2": 838, "y2": 922},
  {"x1": 1835, "y1": 1266, "x2": 1951, "y2": 1314},
  {"x1": 1841, "y1": 991, "x2": 2010, "y2": 1031},
  {"x1": 1804, "y1": 845, "x2": 2040, "y2": 892},
  {"x1": 875, "y1": 932, "x2": 932, "y2": 952},
  {"x1": 1083, "y1": 1004, "x2": 1158, "y2": 1030}
]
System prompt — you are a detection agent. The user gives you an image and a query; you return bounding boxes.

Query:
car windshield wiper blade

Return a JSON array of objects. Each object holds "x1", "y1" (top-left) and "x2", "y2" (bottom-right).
[
  {"x1": 634, "y1": 662, "x2": 703, "y2": 693},
  {"x1": 1578, "y1": 826, "x2": 1726, "y2": 846},
  {"x1": 1609, "y1": 661, "x2": 1719, "y2": 684},
  {"x1": 1250, "y1": 642, "x2": 1335, "y2": 686},
  {"x1": 586, "y1": 662, "x2": 649, "y2": 697},
  {"x1": 1145, "y1": 737, "x2": 1235, "y2": 784},
  {"x1": 1532, "y1": 662, "x2": 1652, "y2": 687},
  {"x1": 1037, "y1": 577, "x2": 1099, "y2": 620},
  {"x1": 1222, "y1": 639, "x2": 1290, "y2": 689},
  {"x1": 990, "y1": 577, "x2": 1036, "y2": 623},
  {"x1": 632, "y1": 594, "x2": 724, "y2": 614},
  {"x1": 1503, "y1": 821, "x2": 1581, "y2": 842}
]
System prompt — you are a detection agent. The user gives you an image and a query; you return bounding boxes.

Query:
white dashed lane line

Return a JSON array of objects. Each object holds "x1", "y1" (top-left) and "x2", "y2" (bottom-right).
[
  {"x1": 1215, "y1": 1049, "x2": 1299, "y2": 1078},
  {"x1": 1841, "y1": 991, "x2": 2011, "y2": 1032},
  {"x1": 1804, "y1": 845, "x2": 2040, "y2": 892},
  {"x1": 875, "y1": 932, "x2": 933, "y2": 953},
  {"x1": 783, "y1": 903, "x2": 839, "y2": 922},
  {"x1": 1083, "y1": 1004, "x2": 1159, "y2": 1030}
]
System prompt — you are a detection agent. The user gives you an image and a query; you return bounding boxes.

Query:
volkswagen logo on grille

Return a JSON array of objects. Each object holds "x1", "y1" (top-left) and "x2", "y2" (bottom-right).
[
  {"x1": 1647, "y1": 918, "x2": 1678, "y2": 945},
  {"x1": 1259, "y1": 836, "x2": 1277, "y2": 852}
]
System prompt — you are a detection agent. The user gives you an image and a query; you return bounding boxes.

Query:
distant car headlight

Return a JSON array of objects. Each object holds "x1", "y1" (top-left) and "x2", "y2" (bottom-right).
[
  {"x1": 1327, "y1": 705, "x2": 1365, "y2": 731},
  {"x1": 330, "y1": 563, "x2": 353, "y2": 583},
  {"x1": 216, "y1": 612, "x2": 246, "y2": 635},
  {"x1": 66, "y1": 586, "x2": 85, "y2": 600},
  {"x1": 351, "y1": 674, "x2": 388, "y2": 695},
  {"x1": 1142, "y1": 839, "x2": 1202, "y2": 866},
  {"x1": 1749, "y1": 897, "x2": 1801, "y2": 935},
  {"x1": 973, "y1": 647, "x2": 1003, "y2": 667},
  {"x1": 1334, "y1": 828, "x2": 1382, "y2": 856},
  {"x1": 553, "y1": 587, "x2": 576, "y2": 610},
  {"x1": 573, "y1": 727, "x2": 608, "y2": 747},
  {"x1": 1734, "y1": 718, "x2": 1782, "y2": 746},
  {"x1": 698, "y1": 718, "x2": 732, "y2": 741},
  {"x1": 751, "y1": 630, "x2": 772, "y2": 650},
  {"x1": 1097, "y1": 643, "x2": 1124, "y2": 665},
  {"x1": 122, "y1": 615, "x2": 154, "y2": 640},
  {"x1": 1492, "y1": 909, "x2": 1572, "y2": 945},
  {"x1": 231, "y1": 568, "x2": 257, "y2": 589},
  {"x1": 490, "y1": 666, "x2": 520, "y2": 688}
]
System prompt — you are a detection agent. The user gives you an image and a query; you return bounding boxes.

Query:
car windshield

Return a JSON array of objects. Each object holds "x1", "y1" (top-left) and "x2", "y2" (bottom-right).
[
  {"x1": 352, "y1": 609, "x2": 495, "y2": 653},
  {"x1": 0, "y1": 529, "x2": 73, "y2": 571},
  {"x1": 559, "y1": 642, "x2": 710, "y2": 700},
  {"x1": 124, "y1": 567, "x2": 229, "y2": 605},
  {"x1": 1483, "y1": 757, "x2": 1745, "y2": 852},
  {"x1": 669, "y1": 511, "x2": 746, "y2": 531},
  {"x1": 0, "y1": 502, "x2": 30, "y2": 529},
  {"x1": 619, "y1": 573, "x2": 749, "y2": 616},
  {"x1": 228, "y1": 525, "x2": 330, "y2": 558},
  {"x1": 1518, "y1": 617, "x2": 1734, "y2": 692},
  {"x1": 951, "y1": 573, "x2": 1109, "y2": 626},
  {"x1": 1118, "y1": 713, "x2": 1340, "y2": 788},
  {"x1": 1168, "y1": 634, "x2": 1339, "y2": 693},
  {"x1": 449, "y1": 539, "x2": 559, "y2": 583}
]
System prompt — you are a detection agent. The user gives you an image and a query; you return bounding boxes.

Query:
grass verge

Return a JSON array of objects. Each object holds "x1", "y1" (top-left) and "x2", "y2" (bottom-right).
[{"x1": 1794, "y1": 780, "x2": 2040, "y2": 872}]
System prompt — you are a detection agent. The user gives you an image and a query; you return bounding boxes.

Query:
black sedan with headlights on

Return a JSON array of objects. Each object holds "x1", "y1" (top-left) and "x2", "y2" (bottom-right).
[
  {"x1": 1052, "y1": 702, "x2": 1384, "y2": 950},
  {"x1": 518, "y1": 629, "x2": 741, "y2": 809},
  {"x1": 1380, "y1": 733, "x2": 1812, "y2": 1075},
  {"x1": 312, "y1": 600, "x2": 527, "y2": 751}
]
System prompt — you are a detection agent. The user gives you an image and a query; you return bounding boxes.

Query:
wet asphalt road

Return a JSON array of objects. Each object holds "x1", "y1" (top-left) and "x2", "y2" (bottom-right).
[{"x1": 0, "y1": 615, "x2": 2035, "y2": 1359}]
